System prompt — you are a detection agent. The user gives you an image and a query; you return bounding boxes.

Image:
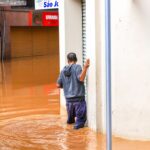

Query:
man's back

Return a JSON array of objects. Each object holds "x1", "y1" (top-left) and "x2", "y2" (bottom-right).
[{"x1": 57, "y1": 64, "x2": 85, "y2": 99}]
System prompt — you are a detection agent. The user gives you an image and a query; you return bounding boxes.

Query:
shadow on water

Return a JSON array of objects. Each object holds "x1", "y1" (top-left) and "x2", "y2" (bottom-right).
[{"x1": 0, "y1": 55, "x2": 150, "y2": 150}]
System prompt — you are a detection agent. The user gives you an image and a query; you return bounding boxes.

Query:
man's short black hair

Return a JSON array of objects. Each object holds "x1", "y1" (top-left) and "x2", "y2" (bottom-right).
[{"x1": 67, "y1": 52, "x2": 77, "y2": 62}]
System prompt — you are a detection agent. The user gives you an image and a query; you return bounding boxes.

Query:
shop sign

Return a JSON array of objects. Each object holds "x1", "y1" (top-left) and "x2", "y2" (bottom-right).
[
  {"x1": 35, "y1": 0, "x2": 59, "y2": 10},
  {"x1": 42, "y1": 12, "x2": 59, "y2": 26}
]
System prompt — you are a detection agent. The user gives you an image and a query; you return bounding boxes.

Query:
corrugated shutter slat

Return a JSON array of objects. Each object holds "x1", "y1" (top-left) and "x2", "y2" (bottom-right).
[{"x1": 82, "y1": 0, "x2": 87, "y2": 96}]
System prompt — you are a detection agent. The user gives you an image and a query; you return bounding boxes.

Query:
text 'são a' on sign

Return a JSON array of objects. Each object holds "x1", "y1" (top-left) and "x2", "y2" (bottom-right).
[{"x1": 35, "y1": 0, "x2": 59, "y2": 10}]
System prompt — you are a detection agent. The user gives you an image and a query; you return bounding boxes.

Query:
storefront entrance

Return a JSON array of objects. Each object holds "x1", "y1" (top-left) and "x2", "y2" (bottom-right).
[{"x1": 10, "y1": 26, "x2": 59, "y2": 58}]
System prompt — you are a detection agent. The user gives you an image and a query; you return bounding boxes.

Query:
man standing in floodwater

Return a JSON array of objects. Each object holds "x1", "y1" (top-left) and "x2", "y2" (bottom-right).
[{"x1": 57, "y1": 52, "x2": 90, "y2": 129}]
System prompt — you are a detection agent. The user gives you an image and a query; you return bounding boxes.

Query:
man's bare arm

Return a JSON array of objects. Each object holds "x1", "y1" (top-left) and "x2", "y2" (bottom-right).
[{"x1": 79, "y1": 59, "x2": 90, "y2": 82}]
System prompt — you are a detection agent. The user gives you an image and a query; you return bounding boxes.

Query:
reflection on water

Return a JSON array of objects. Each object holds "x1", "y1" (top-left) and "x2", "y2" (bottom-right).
[
  {"x1": 0, "y1": 56, "x2": 60, "y2": 121},
  {"x1": 0, "y1": 56, "x2": 150, "y2": 150}
]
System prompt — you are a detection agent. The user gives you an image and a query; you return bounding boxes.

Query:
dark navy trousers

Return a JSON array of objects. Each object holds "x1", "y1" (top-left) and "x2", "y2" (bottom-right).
[{"x1": 66, "y1": 99, "x2": 87, "y2": 127}]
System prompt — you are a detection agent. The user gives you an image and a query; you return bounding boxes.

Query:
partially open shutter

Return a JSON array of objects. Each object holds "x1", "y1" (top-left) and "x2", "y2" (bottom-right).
[{"x1": 82, "y1": 0, "x2": 86, "y2": 65}]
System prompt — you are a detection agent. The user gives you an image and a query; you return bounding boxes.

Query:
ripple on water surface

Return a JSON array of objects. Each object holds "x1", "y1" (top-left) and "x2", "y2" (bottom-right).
[{"x1": 0, "y1": 115, "x2": 99, "y2": 150}]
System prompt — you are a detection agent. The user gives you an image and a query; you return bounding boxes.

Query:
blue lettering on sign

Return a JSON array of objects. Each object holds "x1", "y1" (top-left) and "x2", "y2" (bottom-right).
[
  {"x1": 44, "y1": 0, "x2": 59, "y2": 8},
  {"x1": 54, "y1": 1, "x2": 58, "y2": 7}
]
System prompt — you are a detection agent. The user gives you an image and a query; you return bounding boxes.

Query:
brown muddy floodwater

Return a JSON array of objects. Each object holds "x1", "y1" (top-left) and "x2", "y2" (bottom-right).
[{"x1": 0, "y1": 55, "x2": 150, "y2": 150}]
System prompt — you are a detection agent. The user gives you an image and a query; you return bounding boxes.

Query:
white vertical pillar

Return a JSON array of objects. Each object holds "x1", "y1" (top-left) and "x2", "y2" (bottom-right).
[
  {"x1": 86, "y1": 0, "x2": 106, "y2": 132},
  {"x1": 86, "y1": 0, "x2": 97, "y2": 130}
]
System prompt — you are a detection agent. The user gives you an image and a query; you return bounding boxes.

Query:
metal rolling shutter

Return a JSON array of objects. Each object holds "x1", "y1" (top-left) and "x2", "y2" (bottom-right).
[
  {"x1": 82, "y1": 0, "x2": 87, "y2": 95},
  {"x1": 11, "y1": 27, "x2": 59, "y2": 58},
  {"x1": 82, "y1": 0, "x2": 86, "y2": 65}
]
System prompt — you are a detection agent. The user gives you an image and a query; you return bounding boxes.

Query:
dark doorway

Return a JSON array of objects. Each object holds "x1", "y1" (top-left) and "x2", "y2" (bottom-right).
[{"x1": 26, "y1": 0, "x2": 34, "y2": 8}]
